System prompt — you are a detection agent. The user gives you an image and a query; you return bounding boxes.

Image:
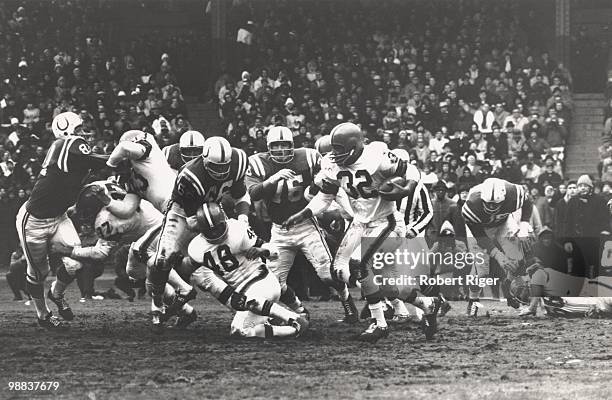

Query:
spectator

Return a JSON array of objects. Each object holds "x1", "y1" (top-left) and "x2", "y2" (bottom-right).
[
  {"x1": 431, "y1": 181, "x2": 455, "y2": 234},
  {"x1": 554, "y1": 180, "x2": 577, "y2": 239},
  {"x1": 532, "y1": 227, "x2": 569, "y2": 274}
]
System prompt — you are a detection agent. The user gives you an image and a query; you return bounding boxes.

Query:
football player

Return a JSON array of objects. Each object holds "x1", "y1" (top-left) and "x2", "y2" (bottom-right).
[
  {"x1": 162, "y1": 130, "x2": 206, "y2": 172},
  {"x1": 246, "y1": 126, "x2": 358, "y2": 322},
  {"x1": 284, "y1": 122, "x2": 439, "y2": 342},
  {"x1": 64, "y1": 180, "x2": 197, "y2": 327},
  {"x1": 189, "y1": 203, "x2": 309, "y2": 338},
  {"x1": 510, "y1": 257, "x2": 612, "y2": 318},
  {"x1": 15, "y1": 112, "x2": 109, "y2": 329},
  {"x1": 106, "y1": 129, "x2": 177, "y2": 212},
  {"x1": 462, "y1": 177, "x2": 534, "y2": 316},
  {"x1": 149, "y1": 136, "x2": 251, "y2": 325}
]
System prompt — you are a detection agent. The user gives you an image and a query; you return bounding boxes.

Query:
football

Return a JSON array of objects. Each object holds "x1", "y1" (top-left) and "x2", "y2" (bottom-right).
[{"x1": 378, "y1": 176, "x2": 407, "y2": 200}]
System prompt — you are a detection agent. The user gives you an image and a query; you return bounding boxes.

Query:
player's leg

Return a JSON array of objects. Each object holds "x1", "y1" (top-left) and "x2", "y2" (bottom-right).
[
  {"x1": 268, "y1": 225, "x2": 305, "y2": 314},
  {"x1": 6, "y1": 258, "x2": 27, "y2": 300},
  {"x1": 16, "y1": 206, "x2": 65, "y2": 328},
  {"x1": 298, "y1": 219, "x2": 358, "y2": 322},
  {"x1": 149, "y1": 202, "x2": 188, "y2": 306},
  {"x1": 465, "y1": 224, "x2": 491, "y2": 316},
  {"x1": 230, "y1": 271, "x2": 307, "y2": 338},
  {"x1": 47, "y1": 213, "x2": 83, "y2": 320}
]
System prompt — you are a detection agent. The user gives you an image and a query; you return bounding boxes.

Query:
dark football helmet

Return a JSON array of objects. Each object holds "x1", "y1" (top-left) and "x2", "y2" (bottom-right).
[
  {"x1": 329, "y1": 123, "x2": 364, "y2": 166},
  {"x1": 196, "y1": 202, "x2": 228, "y2": 244}
]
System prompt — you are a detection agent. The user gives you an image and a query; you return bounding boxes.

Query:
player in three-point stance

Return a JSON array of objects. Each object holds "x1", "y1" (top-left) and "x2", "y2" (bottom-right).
[
  {"x1": 15, "y1": 112, "x2": 108, "y2": 329},
  {"x1": 246, "y1": 126, "x2": 358, "y2": 322},
  {"x1": 284, "y1": 122, "x2": 440, "y2": 342},
  {"x1": 188, "y1": 202, "x2": 309, "y2": 338}
]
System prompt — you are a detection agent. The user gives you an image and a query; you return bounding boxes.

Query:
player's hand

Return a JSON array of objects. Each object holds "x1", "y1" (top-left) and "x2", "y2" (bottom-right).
[
  {"x1": 51, "y1": 242, "x2": 74, "y2": 256},
  {"x1": 268, "y1": 169, "x2": 295, "y2": 184},
  {"x1": 245, "y1": 247, "x2": 269, "y2": 260},
  {"x1": 405, "y1": 228, "x2": 417, "y2": 239},
  {"x1": 491, "y1": 248, "x2": 517, "y2": 274},
  {"x1": 282, "y1": 209, "x2": 311, "y2": 229},
  {"x1": 89, "y1": 184, "x2": 111, "y2": 206},
  {"x1": 564, "y1": 242, "x2": 573, "y2": 253}
]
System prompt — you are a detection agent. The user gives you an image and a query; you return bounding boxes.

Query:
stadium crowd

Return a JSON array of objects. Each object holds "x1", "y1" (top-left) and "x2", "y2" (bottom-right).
[{"x1": 0, "y1": 0, "x2": 585, "y2": 298}]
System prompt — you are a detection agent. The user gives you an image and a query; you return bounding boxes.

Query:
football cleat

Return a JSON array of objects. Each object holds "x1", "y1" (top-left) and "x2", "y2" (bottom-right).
[
  {"x1": 420, "y1": 297, "x2": 440, "y2": 340},
  {"x1": 47, "y1": 289, "x2": 74, "y2": 321},
  {"x1": 358, "y1": 322, "x2": 389, "y2": 343},
  {"x1": 359, "y1": 300, "x2": 395, "y2": 320},
  {"x1": 151, "y1": 310, "x2": 165, "y2": 334},
  {"x1": 466, "y1": 299, "x2": 483, "y2": 317},
  {"x1": 38, "y1": 313, "x2": 69, "y2": 330},
  {"x1": 518, "y1": 306, "x2": 537, "y2": 317},
  {"x1": 340, "y1": 295, "x2": 359, "y2": 324},
  {"x1": 166, "y1": 288, "x2": 197, "y2": 317},
  {"x1": 290, "y1": 316, "x2": 310, "y2": 338},
  {"x1": 299, "y1": 306, "x2": 311, "y2": 322},
  {"x1": 389, "y1": 314, "x2": 411, "y2": 324},
  {"x1": 174, "y1": 309, "x2": 198, "y2": 329},
  {"x1": 439, "y1": 294, "x2": 452, "y2": 317}
]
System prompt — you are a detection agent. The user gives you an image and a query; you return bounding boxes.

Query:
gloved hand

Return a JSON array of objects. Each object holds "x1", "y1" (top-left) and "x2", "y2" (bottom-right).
[
  {"x1": 266, "y1": 169, "x2": 295, "y2": 185},
  {"x1": 517, "y1": 221, "x2": 532, "y2": 238}
]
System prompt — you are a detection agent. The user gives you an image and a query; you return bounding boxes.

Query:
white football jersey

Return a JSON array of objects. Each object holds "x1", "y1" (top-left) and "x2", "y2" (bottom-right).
[
  {"x1": 317, "y1": 141, "x2": 419, "y2": 223},
  {"x1": 109, "y1": 131, "x2": 177, "y2": 212},
  {"x1": 188, "y1": 219, "x2": 270, "y2": 289},
  {"x1": 94, "y1": 199, "x2": 163, "y2": 243}
]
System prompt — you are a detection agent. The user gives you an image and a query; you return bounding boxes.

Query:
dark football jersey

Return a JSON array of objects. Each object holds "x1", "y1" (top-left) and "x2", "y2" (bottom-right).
[
  {"x1": 171, "y1": 147, "x2": 248, "y2": 216},
  {"x1": 462, "y1": 181, "x2": 526, "y2": 228},
  {"x1": 162, "y1": 143, "x2": 184, "y2": 171},
  {"x1": 245, "y1": 148, "x2": 319, "y2": 224},
  {"x1": 27, "y1": 137, "x2": 108, "y2": 218}
]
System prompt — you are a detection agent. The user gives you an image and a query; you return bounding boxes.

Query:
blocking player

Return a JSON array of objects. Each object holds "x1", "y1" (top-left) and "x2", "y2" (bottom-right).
[
  {"x1": 162, "y1": 130, "x2": 206, "y2": 172},
  {"x1": 462, "y1": 177, "x2": 534, "y2": 316},
  {"x1": 189, "y1": 203, "x2": 309, "y2": 338},
  {"x1": 246, "y1": 126, "x2": 358, "y2": 322},
  {"x1": 66, "y1": 180, "x2": 197, "y2": 327},
  {"x1": 106, "y1": 129, "x2": 177, "y2": 212},
  {"x1": 284, "y1": 122, "x2": 440, "y2": 342},
  {"x1": 15, "y1": 112, "x2": 109, "y2": 329},
  {"x1": 149, "y1": 136, "x2": 251, "y2": 324}
]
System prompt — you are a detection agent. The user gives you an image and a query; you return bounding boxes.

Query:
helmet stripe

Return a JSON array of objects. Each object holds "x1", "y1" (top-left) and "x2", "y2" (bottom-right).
[
  {"x1": 219, "y1": 140, "x2": 225, "y2": 161},
  {"x1": 189, "y1": 133, "x2": 194, "y2": 147},
  {"x1": 203, "y1": 204, "x2": 214, "y2": 227}
]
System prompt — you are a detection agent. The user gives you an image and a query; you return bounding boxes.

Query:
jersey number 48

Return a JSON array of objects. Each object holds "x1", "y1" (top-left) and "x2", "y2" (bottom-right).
[{"x1": 202, "y1": 245, "x2": 239, "y2": 276}]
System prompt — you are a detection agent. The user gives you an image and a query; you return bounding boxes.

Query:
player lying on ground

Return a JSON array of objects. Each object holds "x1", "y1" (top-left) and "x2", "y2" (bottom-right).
[
  {"x1": 16, "y1": 112, "x2": 109, "y2": 330},
  {"x1": 62, "y1": 180, "x2": 197, "y2": 328},
  {"x1": 284, "y1": 122, "x2": 439, "y2": 342},
  {"x1": 510, "y1": 257, "x2": 612, "y2": 318},
  {"x1": 462, "y1": 177, "x2": 535, "y2": 316},
  {"x1": 246, "y1": 127, "x2": 358, "y2": 323},
  {"x1": 188, "y1": 203, "x2": 309, "y2": 338}
]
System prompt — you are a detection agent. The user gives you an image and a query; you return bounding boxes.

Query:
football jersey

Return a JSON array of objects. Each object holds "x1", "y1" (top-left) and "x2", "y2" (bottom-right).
[
  {"x1": 246, "y1": 148, "x2": 319, "y2": 224},
  {"x1": 162, "y1": 143, "x2": 184, "y2": 171},
  {"x1": 94, "y1": 199, "x2": 163, "y2": 243},
  {"x1": 109, "y1": 131, "x2": 177, "y2": 212},
  {"x1": 530, "y1": 267, "x2": 586, "y2": 297},
  {"x1": 316, "y1": 142, "x2": 417, "y2": 223},
  {"x1": 462, "y1": 181, "x2": 526, "y2": 228},
  {"x1": 171, "y1": 148, "x2": 249, "y2": 216},
  {"x1": 27, "y1": 137, "x2": 108, "y2": 218},
  {"x1": 188, "y1": 219, "x2": 262, "y2": 288}
]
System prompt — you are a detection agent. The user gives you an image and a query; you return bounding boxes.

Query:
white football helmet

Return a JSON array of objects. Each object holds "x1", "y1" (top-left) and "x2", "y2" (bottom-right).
[
  {"x1": 202, "y1": 136, "x2": 232, "y2": 181},
  {"x1": 119, "y1": 129, "x2": 151, "y2": 143},
  {"x1": 179, "y1": 130, "x2": 205, "y2": 163},
  {"x1": 52, "y1": 111, "x2": 84, "y2": 139},
  {"x1": 314, "y1": 135, "x2": 332, "y2": 156},
  {"x1": 480, "y1": 178, "x2": 506, "y2": 214},
  {"x1": 267, "y1": 126, "x2": 294, "y2": 163}
]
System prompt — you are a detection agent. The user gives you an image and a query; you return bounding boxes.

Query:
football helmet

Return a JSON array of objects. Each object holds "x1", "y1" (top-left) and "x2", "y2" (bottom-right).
[
  {"x1": 329, "y1": 122, "x2": 364, "y2": 166},
  {"x1": 202, "y1": 136, "x2": 232, "y2": 181},
  {"x1": 391, "y1": 148, "x2": 410, "y2": 161},
  {"x1": 314, "y1": 135, "x2": 332, "y2": 156},
  {"x1": 75, "y1": 181, "x2": 127, "y2": 222},
  {"x1": 120, "y1": 129, "x2": 152, "y2": 144},
  {"x1": 52, "y1": 111, "x2": 84, "y2": 139},
  {"x1": 480, "y1": 178, "x2": 506, "y2": 214},
  {"x1": 508, "y1": 275, "x2": 530, "y2": 306},
  {"x1": 179, "y1": 130, "x2": 205, "y2": 163},
  {"x1": 267, "y1": 126, "x2": 294, "y2": 163},
  {"x1": 196, "y1": 202, "x2": 228, "y2": 244}
]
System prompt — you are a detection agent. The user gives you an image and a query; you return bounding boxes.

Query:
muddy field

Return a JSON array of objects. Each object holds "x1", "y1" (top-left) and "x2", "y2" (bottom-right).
[{"x1": 1, "y1": 277, "x2": 612, "y2": 400}]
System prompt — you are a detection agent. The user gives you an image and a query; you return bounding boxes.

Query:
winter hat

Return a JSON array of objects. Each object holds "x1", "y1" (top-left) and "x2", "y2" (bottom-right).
[{"x1": 577, "y1": 174, "x2": 593, "y2": 188}]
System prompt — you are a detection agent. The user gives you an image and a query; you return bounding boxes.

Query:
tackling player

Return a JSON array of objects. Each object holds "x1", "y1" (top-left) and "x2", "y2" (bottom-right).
[
  {"x1": 15, "y1": 112, "x2": 109, "y2": 329},
  {"x1": 462, "y1": 177, "x2": 534, "y2": 316},
  {"x1": 149, "y1": 136, "x2": 251, "y2": 325},
  {"x1": 162, "y1": 130, "x2": 206, "y2": 172},
  {"x1": 246, "y1": 126, "x2": 358, "y2": 322},
  {"x1": 106, "y1": 129, "x2": 177, "y2": 212},
  {"x1": 189, "y1": 203, "x2": 309, "y2": 338},
  {"x1": 284, "y1": 122, "x2": 440, "y2": 342}
]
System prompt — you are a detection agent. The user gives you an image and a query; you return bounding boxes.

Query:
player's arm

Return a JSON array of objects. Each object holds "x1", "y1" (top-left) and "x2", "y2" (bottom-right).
[
  {"x1": 52, "y1": 239, "x2": 116, "y2": 261},
  {"x1": 64, "y1": 138, "x2": 109, "y2": 171},
  {"x1": 105, "y1": 193, "x2": 141, "y2": 218},
  {"x1": 229, "y1": 150, "x2": 252, "y2": 221},
  {"x1": 106, "y1": 140, "x2": 152, "y2": 167},
  {"x1": 236, "y1": 221, "x2": 280, "y2": 260},
  {"x1": 462, "y1": 201, "x2": 495, "y2": 252},
  {"x1": 407, "y1": 182, "x2": 433, "y2": 238},
  {"x1": 283, "y1": 172, "x2": 337, "y2": 228},
  {"x1": 379, "y1": 152, "x2": 419, "y2": 200},
  {"x1": 172, "y1": 171, "x2": 204, "y2": 217}
]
